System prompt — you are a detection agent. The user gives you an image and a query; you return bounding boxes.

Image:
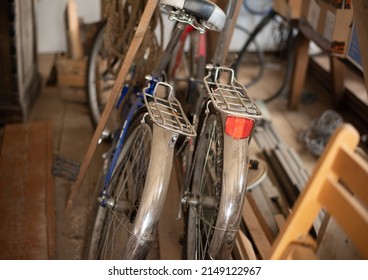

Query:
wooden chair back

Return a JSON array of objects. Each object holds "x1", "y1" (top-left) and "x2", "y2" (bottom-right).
[{"x1": 269, "y1": 124, "x2": 368, "y2": 259}]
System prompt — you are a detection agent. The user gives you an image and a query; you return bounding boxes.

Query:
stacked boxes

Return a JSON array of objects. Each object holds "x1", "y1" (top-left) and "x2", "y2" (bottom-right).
[
  {"x1": 300, "y1": 0, "x2": 353, "y2": 56},
  {"x1": 273, "y1": 0, "x2": 304, "y2": 19}
]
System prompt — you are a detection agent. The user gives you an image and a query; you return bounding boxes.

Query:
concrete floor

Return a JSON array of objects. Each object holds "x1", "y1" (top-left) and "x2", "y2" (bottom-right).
[{"x1": 28, "y1": 52, "x2": 330, "y2": 259}]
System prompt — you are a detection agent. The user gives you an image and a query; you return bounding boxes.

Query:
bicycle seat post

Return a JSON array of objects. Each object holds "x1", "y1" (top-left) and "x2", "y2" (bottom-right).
[
  {"x1": 155, "y1": 0, "x2": 226, "y2": 77},
  {"x1": 152, "y1": 23, "x2": 186, "y2": 78},
  {"x1": 212, "y1": 0, "x2": 237, "y2": 66}
]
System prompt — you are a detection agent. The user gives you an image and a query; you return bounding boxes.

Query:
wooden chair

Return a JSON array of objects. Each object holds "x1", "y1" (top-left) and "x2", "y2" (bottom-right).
[{"x1": 269, "y1": 124, "x2": 368, "y2": 259}]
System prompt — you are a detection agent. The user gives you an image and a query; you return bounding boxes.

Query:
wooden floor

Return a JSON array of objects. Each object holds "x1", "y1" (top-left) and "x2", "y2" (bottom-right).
[
  {"x1": 1, "y1": 52, "x2": 364, "y2": 259},
  {"x1": 0, "y1": 122, "x2": 55, "y2": 259}
]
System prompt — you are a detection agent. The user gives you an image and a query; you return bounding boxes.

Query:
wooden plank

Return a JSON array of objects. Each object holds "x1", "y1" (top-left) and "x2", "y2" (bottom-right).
[
  {"x1": 250, "y1": 187, "x2": 279, "y2": 237},
  {"x1": 246, "y1": 192, "x2": 275, "y2": 243},
  {"x1": 66, "y1": 0, "x2": 84, "y2": 59},
  {"x1": 45, "y1": 122, "x2": 56, "y2": 259},
  {"x1": 233, "y1": 231, "x2": 257, "y2": 260},
  {"x1": 242, "y1": 195, "x2": 272, "y2": 259},
  {"x1": 274, "y1": 214, "x2": 286, "y2": 232},
  {"x1": 260, "y1": 172, "x2": 290, "y2": 217},
  {"x1": 0, "y1": 122, "x2": 55, "y2": 259}
]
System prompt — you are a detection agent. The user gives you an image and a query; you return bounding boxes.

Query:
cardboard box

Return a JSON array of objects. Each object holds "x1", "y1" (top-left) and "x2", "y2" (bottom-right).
[
  {"x1": 300, "y1": 0, "x2": 353, "y2": 56},
  {"x1": 273, "y1": 0, "x2": 303, "y2": 19},
  {"x1": 347, "y1": 23, "x2": 363, "y2": 71}
]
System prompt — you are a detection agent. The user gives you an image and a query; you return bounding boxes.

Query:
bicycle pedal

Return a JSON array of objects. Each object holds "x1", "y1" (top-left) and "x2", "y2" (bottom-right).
[{"x1": 52, "y1": 154, "x2": 80, "y2": 181}]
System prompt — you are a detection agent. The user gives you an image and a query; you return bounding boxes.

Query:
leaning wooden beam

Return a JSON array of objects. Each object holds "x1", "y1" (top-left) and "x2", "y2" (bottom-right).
[
  {"x1": 66, "y1": 0, "x2": 159, "y2": 210},
  {"x1": 353, "y1": 0, "x2": 368, "y2": 97},
  {"x1": 67, "y1": 0, "x2": 84, "y2": 59}
]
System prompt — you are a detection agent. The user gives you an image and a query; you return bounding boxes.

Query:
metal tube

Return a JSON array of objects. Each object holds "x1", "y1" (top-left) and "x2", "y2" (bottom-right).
[
  {"x1": 121, "y1": 124, "x2": 177, "y2": 259},
  {"x1": 212, "y1": 0, "x2": 237, "y2": 66},
  {"x1": 152, "y1": 23, "x2": 185, "y2": 76}
]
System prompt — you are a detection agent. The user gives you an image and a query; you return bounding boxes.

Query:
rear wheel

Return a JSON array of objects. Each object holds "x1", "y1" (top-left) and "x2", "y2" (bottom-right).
[
  {"x1": 88, "y1": 113, "x2": 153, "y2": 259},
  {"x1": 86, "y1": 23, "x2": 121, "y2": 127},
  {"x1": 186, "y1": 106, "x2": 224, "y2": 259}
]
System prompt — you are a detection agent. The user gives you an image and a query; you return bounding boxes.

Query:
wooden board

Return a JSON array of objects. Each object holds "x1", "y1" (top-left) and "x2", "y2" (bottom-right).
[
  {"x1": 233, "y1": 231, "x2": 257, "y2": 260},
  {"x1": 66, "y1": 0, "x2": 83, "y2": 59},
  {"x1": 242, "y1": 195, "x2": 272, "y2": 259},
  {"x1": 0, "y1": 122, "x2": 55, "y2": 259}
]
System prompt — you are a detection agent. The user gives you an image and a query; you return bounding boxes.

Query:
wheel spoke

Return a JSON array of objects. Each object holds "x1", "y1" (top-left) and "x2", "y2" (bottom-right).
[
  {"x1": 88, "y1": 121, "x2": 152, "y2": 259},
  {"x1": 187, "y1": 112, "x2": 223, "y2": 260}
]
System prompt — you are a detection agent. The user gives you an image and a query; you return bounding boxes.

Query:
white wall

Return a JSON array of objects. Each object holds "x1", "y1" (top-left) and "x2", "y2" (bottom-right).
[
  {"x1": 35, "y1": 0, "x2": 101, "y2": 53},
  {"x1": 231, "y1": 1, "x2": 277, "y2": 52},
  {"x1": 35, "y1": 0, "x2": 276, "y2": 54}
]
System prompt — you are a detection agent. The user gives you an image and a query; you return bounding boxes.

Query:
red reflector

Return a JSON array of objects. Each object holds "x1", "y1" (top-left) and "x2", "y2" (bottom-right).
[{"x1": 225, "y1": 116, "x2": 254, "y2": 139}]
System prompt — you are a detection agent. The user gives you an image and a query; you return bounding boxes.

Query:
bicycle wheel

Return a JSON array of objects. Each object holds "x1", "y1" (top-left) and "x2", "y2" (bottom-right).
[
  {"x1": 186, "y1": 105, "x2": 223, "y2": 260},
  {"x1": 88, "y1": 113, "x2": 153, "y2": 259},
  {"x1": 87, "y1": 23, "x2": 120, "y2": 127}
]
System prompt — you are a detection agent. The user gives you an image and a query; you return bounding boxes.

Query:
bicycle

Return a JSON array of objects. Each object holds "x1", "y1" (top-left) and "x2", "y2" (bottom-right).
[{"x1": 86, "y1": 0, "x2": 263, "y2": 260}]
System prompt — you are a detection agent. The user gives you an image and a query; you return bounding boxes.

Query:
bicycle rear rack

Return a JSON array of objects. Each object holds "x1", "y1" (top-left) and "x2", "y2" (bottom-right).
[
  {"x1": 143, "y1": 80, "x2": 196, "y2": 137},
  {"x1": 204, "y1": 66, "x2": 262, "y2": 120}
]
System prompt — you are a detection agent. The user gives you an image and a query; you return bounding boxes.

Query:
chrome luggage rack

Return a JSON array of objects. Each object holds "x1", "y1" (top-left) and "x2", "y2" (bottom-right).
[
  {"x1": 204, "y1": 66, "x2": 263, "y2": 120},
  {"x1": 143, "y1": 79, "x2": 196, "y2": 137}
]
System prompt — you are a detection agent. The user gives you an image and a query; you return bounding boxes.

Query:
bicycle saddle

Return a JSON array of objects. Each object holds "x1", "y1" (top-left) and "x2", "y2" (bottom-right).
[{"x1": 159, "y1": 0, "x2": 226, "y2": 32}]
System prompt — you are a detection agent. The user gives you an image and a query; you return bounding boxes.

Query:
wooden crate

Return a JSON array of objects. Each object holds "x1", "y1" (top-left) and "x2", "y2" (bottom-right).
[
  {"x1": 56, "y1": 55, "x2": 87, "y2": 88},
  {"x1": 273, "y1": 0, "x2": 304, "y2": 19}
]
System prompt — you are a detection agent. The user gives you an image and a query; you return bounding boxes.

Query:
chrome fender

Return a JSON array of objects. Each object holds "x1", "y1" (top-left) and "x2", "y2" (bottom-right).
[
  {"x1": 122, "y1": 124, "x2": 177, "y2": 259},
  {"x1": 208, "y1": 121, "x2": 250, "y2": 259}
]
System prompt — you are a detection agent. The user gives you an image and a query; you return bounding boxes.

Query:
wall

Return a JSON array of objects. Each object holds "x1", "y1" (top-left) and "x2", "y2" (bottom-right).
[
  {"x1": 34, "y1": 0, "x2": 277, "y2": 54},
  {"x1": 35, "y1": 0, "x2": 100, "y2": 53}
]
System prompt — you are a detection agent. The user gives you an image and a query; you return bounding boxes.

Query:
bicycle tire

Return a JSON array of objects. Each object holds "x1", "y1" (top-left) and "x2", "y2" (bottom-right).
[
  {"x1": 86, "y1": 23, "x2": 118, "y2": 128},
  {"x1": 186, "y1": 104, "x2": 224, "y2": 260},
  {"x1": 87, "y1": 112, "x2": 153, "y2": 259}
]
